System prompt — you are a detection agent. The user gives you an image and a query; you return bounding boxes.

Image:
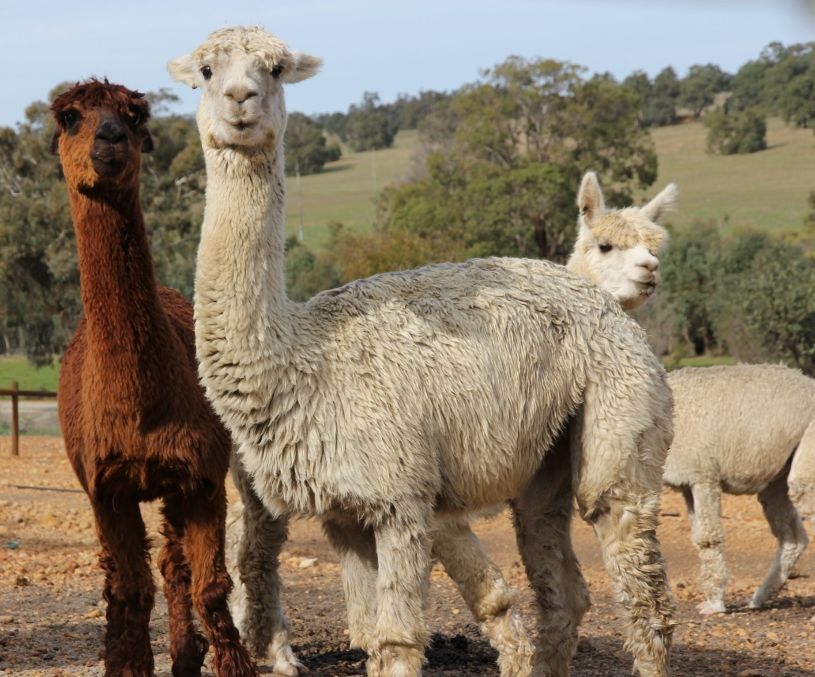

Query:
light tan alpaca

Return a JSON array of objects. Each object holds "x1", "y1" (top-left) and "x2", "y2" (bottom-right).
[
  {"x1": 664, "y1": 364, "x2": 815, "y2": 615},
  {"x1": 170, "y1": 27, "x2": 675, "y2": 677},
  {"x1": 224, "y1": 172, "x2": 677, "y2": 676}
]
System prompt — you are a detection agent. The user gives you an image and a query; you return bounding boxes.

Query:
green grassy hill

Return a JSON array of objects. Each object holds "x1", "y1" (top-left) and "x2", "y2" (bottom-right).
[
  {"x1": 290, "y1": 119, "x2": 815, "y2": 250},
  {"x1": 649, "y1": 118, "x2": 814, "y2": 233},
  {"x1": 285, "y1": 130, "x2": 420, "y2": 249}
]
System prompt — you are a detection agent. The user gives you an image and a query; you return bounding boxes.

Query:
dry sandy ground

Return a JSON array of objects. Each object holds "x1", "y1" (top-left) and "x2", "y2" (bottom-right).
[{"x1": 0, "y1": 436, "x2": 813, "y2": 676}]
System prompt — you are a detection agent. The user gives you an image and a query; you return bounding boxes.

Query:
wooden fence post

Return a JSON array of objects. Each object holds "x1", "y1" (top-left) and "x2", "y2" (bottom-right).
[{"x1": 11, "y1": 380, "x2": 19, "y2": 457}]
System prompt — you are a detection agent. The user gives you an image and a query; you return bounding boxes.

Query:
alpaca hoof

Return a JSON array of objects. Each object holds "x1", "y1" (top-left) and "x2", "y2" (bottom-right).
[
  {"x1": 696, "y1": 599, "x2": 726, "y2": 616},
  {"x1": 272, "y1": 649, "x2": 307, "y2": 676},
  {"x1": 367, "y1": 645, "x2": 423, "y2": 677}
]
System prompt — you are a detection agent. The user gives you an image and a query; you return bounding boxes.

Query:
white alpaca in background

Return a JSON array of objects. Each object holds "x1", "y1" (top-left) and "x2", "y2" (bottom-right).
[
  {"x1": 663, "y1": 364, "x2": 814, "y2": 615},
  {"x1": 170, "y1": 26, "x2": 675, "y2": 677}
]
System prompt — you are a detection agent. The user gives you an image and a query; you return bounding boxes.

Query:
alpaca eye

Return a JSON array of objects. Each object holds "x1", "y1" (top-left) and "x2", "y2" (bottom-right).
[
  {"x1": 598, "y1": 243, "x2": 613, "y2": 254},
  {"x1": 59, "y1": 109, "x2": 80, "y2": 130},
  {"x1": 129, "y1": 110, "x2": 142, "y2": 126},
  {"x1": 201, "y1": 65, "x2": 213, "y2": 80},
  {"x1": 271, "y1": 64, "x2": 283, "y2": 79}
]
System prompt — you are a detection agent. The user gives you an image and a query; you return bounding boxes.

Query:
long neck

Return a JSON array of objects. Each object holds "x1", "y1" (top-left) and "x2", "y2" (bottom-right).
[
  {"x1": 69, "y1": 186, "x2": 169, "y2": 365},
  {"x1": 195, "y1": 140, "x2": 292, "y2": 370}
]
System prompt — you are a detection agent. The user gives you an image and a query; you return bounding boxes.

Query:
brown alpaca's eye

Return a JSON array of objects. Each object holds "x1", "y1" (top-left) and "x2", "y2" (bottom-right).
[
  {"x1": 271, "y1": 64, "x2": 283, "y2": 79},
  {"x1": 598, "y1": 243, "x2": 613, "y2": 254},
  {"x1": 59, "y1": 109, "x2": 81, "y2": 130},
  {"x1": 129, "y1": 109, "x2": 142, "y2": 126},
  {"x1": 201, "y1": 65, "x2": 213, "y2": 80}
]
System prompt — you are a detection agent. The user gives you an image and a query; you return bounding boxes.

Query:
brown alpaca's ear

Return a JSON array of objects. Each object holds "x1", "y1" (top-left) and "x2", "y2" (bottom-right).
[
  {"x1": 577, "y1": 171, "x2": 605, "y2": 226},
  {"x1": 141, "y1": 129, "x2": 154, "y2": 153}
]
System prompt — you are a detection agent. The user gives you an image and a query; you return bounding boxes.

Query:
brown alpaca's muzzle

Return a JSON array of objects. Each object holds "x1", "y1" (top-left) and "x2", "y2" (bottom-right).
[{"x1": 91, "y1": 116, "x2": 131, "y2": 177}]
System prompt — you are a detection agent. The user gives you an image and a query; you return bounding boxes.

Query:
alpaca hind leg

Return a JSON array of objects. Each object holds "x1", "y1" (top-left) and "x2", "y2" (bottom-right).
[
  {"x1": 184, "y1": 486, "x2": 257, "y2": 676},
  {"x1": 432, "y1": 518, "x2": 534, "y2": 677},
  {"x1": 686, "y1": 483, "x2": 728, "y2": 615},
  {"x1": 93, "y1": 496, "x2": 155, "y2": 677},
  {"x1": 229, "y1": 455, "x2": 302, "y2": 674},
  {"x1": 789, "y1": 421, "x2": 815, "y2": 524},
  {"x1": 511, "y1": 442, "x2": 589, "y2": 677},
  {"x1": 323, "y1": 518, "x2": 379, "y2": 652},
  {"x1": 587, "y1": 493, "x2": 674, "y2": 677},
  {"x1": 367, "y1": 513, "x2": 431, "y2": 677},
  {"x1": 750, "y1": 474, "x2": 809, "y2": 608},
  {"x1": 160, "y1": 498, "x2": 209, "y2": 676}
]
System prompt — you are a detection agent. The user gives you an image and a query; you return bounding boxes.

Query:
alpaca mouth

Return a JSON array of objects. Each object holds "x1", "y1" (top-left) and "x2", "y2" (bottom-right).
[
  {"x1": 91, "y1": 154, "x2": 126, "y2": 177},
  {"x1": 230, "y1": 120, "x2": 256, "y2": 131}
]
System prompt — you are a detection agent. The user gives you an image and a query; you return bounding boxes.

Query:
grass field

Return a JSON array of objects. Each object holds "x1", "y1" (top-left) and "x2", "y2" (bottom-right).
[
  {"x1": 285, "y1": 129, "x2": 420, "y2": 249},
  {"x1": 290, "y1": 119, "x2": 815, "y2": 249},
  {"x1": 0, "y1": 356, "x2": 60, "y2": 393},
  {"x1": 649, "y1": 118, "x2": 814, "y2": 233}
]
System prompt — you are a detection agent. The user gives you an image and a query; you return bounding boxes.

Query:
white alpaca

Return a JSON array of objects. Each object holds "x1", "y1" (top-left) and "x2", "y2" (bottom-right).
[
  {"x1": 169, "y1": 26, "x2": 675, "y2": 677},
  {"x1": 224, "y1": 170, "x2": 678, "y2": 676},
  {"x1": 663, "y1": 364, "x2": 815, "y2": 615}
]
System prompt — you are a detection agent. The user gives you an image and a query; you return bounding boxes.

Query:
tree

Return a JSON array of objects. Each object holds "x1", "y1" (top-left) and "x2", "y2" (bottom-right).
[
  {"x1": 705, "y1": 108, "x2": 767, "y2": 155},
  {"x1": 346, "y1": 92, "x2": 399, "y2": 152},
  {"x1": 659, "y1": 223, "x2": 722, "y2": 356},
  {"x1": 623, "y1": 70, "x2": 653, "y2": 127},
  {"x1": 679, "y1": 64, "x2": 730, "y2": 118},
  {"x1": 645, "y1": 67, "x2": 680, "y2": 126},
  {"x1": 725, "y1": 237, "x2": 815, "y2": 374},
  {"x1": 284, "y1": 112, "x2": 341, "y2": 176},
  {"x1": 377, "y1": 57, "x2": 657, "y2": 263}
]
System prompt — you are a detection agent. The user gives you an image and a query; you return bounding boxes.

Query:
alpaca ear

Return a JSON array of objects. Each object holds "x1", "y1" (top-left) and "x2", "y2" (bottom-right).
[
  {"x1": 282, "y1": 52, "x2": 322, "y2": 84},
  {"x1": 167, "y1": 54, "x2": 199, "y2": 88},
  {"x1": 141, "y1": 129, "x2": 154, "y2": 153},
  {"x1": 641, "y1": 183, "x2": 678, "y2": 223},
  {"x1": 577, "y1": 172, "x2": 605, "y2": 226}
]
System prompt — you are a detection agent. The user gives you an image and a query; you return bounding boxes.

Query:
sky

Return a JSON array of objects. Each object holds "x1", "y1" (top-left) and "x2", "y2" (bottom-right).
[{"x1": 1, "y1": 0, "x2": 815, "y2": 127}]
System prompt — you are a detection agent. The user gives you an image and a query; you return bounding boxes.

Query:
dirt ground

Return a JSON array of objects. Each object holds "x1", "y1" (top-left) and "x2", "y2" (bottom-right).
[{"x1": 0, "y1": 437, "x2": 813, "y2": 676}]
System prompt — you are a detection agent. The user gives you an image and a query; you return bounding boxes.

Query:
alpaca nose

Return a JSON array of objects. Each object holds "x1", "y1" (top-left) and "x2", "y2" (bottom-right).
[
  {"x1": 95, "y1": 119, "x2": 126, "y2": 144},
  {"x1": 640, "y1": 257, "x2": 659, "y2": 273},
  {"x1": 224, "y1": 84, "x2": 258, "y2": 104}
]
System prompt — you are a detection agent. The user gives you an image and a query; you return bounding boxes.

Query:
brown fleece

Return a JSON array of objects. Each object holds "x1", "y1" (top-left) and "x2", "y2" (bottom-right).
[{"x1": 53, "y1": 79, "x2": 257, "y2": 677}]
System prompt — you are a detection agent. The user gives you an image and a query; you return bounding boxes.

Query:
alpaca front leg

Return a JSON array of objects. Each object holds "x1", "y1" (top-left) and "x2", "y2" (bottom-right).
[
  {"x1": 323, "y1": 518, "x2": 379, "y2": 651},
  {"x1": 93, "y1": 497, "x2": 156, "y2": 677},
  {"x1": 509, "y1": 435, "x2": 591, "y2": 676},
  {"x1": 750, "y1": 475, "x2": 809, "y2": 608},
  {"x1": 160, "y1": 497, "x2": 211, "y2": 676},
  {"x1": 686, "y1": 483, "x2": 728, "y2": 615},
  {"x1": 229, "y1": 455, "x2": 303, "y2": 674},
  {"x1": 184, "y1": 487, "x2": 258, "y2": 677},
  {"x1": 589, "y1": 494, "x2": 674, "y2": 677},
  {"x1": 432, "y1": 518, "x2": 533, "y2": 677},
  {"x1": 368, "y1": 515, "x2": 431, "y2": 677}
]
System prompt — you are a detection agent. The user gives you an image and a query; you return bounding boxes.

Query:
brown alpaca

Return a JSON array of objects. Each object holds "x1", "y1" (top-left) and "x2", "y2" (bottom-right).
[{"x1": 52, "y1": 79, "x2": 257, "y2": 677}]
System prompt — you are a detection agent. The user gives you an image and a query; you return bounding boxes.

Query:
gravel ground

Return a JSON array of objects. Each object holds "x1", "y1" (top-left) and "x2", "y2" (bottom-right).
[{"x1": 0, "y1": 436, "x2": 813, "y2": 676}]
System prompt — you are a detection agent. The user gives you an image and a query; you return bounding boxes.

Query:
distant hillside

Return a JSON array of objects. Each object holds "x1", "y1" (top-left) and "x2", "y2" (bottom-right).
[
  {"x1": 650, "y1": 118, "x2": 814, "y2": 233},
  {"x1": 289, "y1": 119, "x2": 815, "y2": 251}
]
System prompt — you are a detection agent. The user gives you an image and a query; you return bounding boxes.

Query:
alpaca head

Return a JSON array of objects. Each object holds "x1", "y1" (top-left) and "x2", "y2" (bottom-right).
[
  {"x1": 51, "y1": 79, "x2": 153, "y2": 193},
  {"x1": 568, "y1": 172, "x2": 675, "y2": 311},
  {"x1": 167, "y1": 26, "x2": 321, "y2": 152}
]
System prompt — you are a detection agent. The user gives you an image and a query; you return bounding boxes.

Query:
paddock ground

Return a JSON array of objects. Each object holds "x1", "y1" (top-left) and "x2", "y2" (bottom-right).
[{"x1": 0, "y1": 437, "x2": 813, "y2": 676}]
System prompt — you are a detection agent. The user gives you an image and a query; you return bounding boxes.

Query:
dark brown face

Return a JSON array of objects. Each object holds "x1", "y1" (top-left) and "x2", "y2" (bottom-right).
[{"x1": 51, "y1": 80, "x2": 154, "y2": 192}]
